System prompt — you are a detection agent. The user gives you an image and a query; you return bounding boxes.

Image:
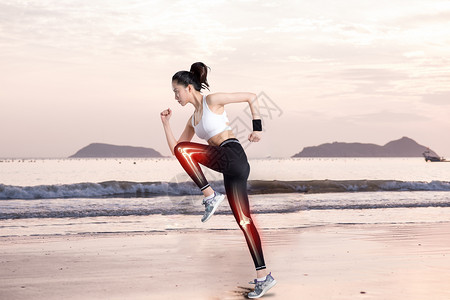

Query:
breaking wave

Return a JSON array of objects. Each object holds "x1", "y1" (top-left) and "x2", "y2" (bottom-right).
[{"x1": 1, "y1": 179, "x2": 450, "y2": 200}]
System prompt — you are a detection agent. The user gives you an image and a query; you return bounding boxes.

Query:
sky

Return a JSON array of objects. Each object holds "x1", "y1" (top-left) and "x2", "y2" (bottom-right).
[{"x1": 1, "y1": 0, "x2": 449, "y2": 158}]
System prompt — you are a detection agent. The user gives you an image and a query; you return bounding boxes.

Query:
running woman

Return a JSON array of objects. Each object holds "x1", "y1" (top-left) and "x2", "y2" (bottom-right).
[{"x1": 160, "y1": 62, "x2": 276, "y2": 298}]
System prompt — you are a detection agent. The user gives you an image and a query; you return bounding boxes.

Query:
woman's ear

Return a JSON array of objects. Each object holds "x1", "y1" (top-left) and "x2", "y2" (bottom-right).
[{"x1": 187, "y1": 84, "x2": 196, "y2": 94}]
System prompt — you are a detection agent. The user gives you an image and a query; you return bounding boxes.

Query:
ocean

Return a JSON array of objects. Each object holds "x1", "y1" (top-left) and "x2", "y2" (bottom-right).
[{"x1": 1, "y1": 157, "x2": 450, "y2": 236}]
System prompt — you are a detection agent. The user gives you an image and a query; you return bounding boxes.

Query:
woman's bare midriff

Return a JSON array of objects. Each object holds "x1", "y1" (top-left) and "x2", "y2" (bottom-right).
[{"x1": 207, "y1": 130, "x2": 236, "y2": 147}]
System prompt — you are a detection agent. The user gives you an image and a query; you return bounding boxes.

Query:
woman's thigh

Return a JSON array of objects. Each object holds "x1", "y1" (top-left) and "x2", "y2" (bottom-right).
[
  {"x1": 177, "y1": 141, "x2": 249, "y2": 177},
  {"x1": 221, "y1": 143, "x2": 250, "y2": 178},
  {"x1": 176, "y1": 141, "x2": 230, "y2": 174}
]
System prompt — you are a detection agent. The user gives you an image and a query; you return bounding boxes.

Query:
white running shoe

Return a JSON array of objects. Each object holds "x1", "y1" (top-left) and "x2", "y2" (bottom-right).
[
  {"x1": 201, "y1": 191, "x2": 225, "y2": 222},
  {"x1": 247, "y1": 272, "x2": 277, "y2": 298}
]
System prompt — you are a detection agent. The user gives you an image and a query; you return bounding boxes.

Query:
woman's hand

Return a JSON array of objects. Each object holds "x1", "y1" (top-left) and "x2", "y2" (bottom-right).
[
  {"x1": 248, "y1": 131, "x2": 261, "y2": 143},
  {"x1": 160, "y1": 108, "x2": 172, "y2": 124}
]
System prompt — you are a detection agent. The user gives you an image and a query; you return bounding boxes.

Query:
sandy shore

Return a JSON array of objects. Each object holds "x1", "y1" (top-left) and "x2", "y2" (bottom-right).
[{"x1": 1, "y1": 219, "x2": 450, "y2": 300}]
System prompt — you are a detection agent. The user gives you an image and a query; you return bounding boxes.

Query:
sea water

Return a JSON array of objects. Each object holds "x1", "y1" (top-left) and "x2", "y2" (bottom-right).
[{"x1": 1, "y1": 157, "x2": 449, "y2": 236}]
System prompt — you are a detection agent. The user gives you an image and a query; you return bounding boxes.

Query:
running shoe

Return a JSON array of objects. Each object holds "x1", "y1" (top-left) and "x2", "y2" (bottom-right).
[
  {"x1": 201, "y1": 191, "x2": 225, "y2": 223},
  {"x1": 247, "y1": 272, "x2": 277, "y2": 298}
]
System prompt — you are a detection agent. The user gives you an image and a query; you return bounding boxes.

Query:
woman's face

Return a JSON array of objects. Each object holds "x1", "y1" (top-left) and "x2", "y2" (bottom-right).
[{"x1": 172, "y1": 81, "x2": 189, "y2": 106}]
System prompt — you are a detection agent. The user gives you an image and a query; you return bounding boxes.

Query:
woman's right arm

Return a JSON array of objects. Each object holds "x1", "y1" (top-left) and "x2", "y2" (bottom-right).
[
  {"x1": 160, "y1": 108, "x2": 177, "y2": 156},
  {"x1": 160, "y1": 108, "x2": 194, "y2": 156}
]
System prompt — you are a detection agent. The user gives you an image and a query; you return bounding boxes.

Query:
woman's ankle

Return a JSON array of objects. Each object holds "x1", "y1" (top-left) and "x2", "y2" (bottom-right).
[
  {"x1": 202, "y1": 186, "x2": 214, "y2": 198},
  {"x1": 256, "y1": 269, "x2": 269, "y2": 279}
]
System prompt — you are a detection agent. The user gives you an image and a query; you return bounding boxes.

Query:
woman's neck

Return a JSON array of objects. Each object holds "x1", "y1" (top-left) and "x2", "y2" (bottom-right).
[{"x1": 191, "y1": 92, "x2": 203, "y2": 111}]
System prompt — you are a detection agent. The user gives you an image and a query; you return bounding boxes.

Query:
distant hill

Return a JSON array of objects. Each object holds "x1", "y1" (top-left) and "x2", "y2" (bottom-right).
[
  {"x1": 69, "y1": 143, "x2": 165, "y2": 158},
  {"x1": 292, "y1": 137, "x2": 437, "y2": 157}
]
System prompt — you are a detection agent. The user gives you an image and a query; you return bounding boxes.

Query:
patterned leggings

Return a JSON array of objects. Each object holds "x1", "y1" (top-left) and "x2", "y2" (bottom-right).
[{"x1": 174, "y1": 138, "x2": 266, "y2": 270}]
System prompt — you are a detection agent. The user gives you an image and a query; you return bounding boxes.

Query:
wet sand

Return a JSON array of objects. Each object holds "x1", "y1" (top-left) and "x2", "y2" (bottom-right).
[{"x1": 1, "y1": 217, "x2": 450, "y2": 300}]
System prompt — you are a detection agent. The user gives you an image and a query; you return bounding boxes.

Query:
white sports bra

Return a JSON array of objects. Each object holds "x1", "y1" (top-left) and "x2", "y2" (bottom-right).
[{"x1": 192, "y1": 94, "x2": 232, "y2": 140}]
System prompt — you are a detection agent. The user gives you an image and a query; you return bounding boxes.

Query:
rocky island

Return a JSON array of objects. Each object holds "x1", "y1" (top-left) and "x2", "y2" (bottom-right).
[
  {"x1": 292, "y1": 137, "x2": 437, "y2": 157},
  {"x1": 69, "y1": 143, "x2": 166, "y2": 158}
]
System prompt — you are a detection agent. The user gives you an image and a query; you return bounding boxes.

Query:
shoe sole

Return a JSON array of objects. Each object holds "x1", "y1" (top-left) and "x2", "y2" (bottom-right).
[
  {"x1": 247, "y1": 279, "x2": 277, "y2": 299},
  {"x1": 201, "y1": 194, "x2": 225, "y2": 223}
]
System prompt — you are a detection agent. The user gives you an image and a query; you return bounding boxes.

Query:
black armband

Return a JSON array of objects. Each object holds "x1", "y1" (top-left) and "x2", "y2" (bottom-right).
[{"x1": 252, "y1": 119, "x2": 262, "y2": 131}]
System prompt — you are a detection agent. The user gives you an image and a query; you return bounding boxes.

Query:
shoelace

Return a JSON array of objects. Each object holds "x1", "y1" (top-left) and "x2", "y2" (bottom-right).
[
  {"x1": 202, "y1": 198, "x2": 211, "y2": 206},
  {"x1": 249, "y1": 273, "x2": 271, "y2": 284},
  {"x1": 202, "y1": 192, "x2": 215, "y2": 206}
]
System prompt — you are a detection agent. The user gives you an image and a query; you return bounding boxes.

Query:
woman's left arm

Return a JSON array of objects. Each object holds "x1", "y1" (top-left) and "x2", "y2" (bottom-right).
[
  {"x1": 247, "y1": 93, "x2": 261, "y2": 120},
  {"x1": 247, "y1": 94, "x2": 262, "y2": 143},
  {"x1": 209, "y1": 92, "x2": 263, "y2": 143}
]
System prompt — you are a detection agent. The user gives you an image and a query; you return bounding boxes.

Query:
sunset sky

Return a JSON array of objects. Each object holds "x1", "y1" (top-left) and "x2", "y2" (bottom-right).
[{"x1": 1, "y1": 0, "x2": 449, "y2": 158}]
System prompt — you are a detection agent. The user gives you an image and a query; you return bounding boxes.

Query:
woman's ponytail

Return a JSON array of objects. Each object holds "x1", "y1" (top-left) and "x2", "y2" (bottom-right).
[
  {"x1": 190, "y1": 62, "x2": 210, "y2": 91},
  {"x1": 172, "y1": 62, "x2": 210, "y2": 91}
]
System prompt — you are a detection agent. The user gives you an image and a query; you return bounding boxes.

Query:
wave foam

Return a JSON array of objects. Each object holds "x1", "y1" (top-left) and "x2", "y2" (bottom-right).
[{"x1": 1, "y1": 179, "x2": 450, "y2": 200}]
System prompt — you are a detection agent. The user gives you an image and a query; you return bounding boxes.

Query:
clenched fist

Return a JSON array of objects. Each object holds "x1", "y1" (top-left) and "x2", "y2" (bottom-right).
[
  {"x1": 248, "y1": 131, "x2": 262, "y2": 143},
  {"x1": 160, "y1": 108, "x2": 172, "y2": 124}
]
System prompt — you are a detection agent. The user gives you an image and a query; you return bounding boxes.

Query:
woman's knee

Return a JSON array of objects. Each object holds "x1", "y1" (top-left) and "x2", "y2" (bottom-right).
[
  {"x1": 238, "y1": 214, "x2": 253, "y2": 228},
  {"x1": 174, "y1": 141, "x2": 190, "y2": 156}
]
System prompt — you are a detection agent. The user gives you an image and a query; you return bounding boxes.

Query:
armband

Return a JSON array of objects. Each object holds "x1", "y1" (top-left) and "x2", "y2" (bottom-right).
[{"x1": 252, "y1": 119, "x2": 262, "y2": 131}]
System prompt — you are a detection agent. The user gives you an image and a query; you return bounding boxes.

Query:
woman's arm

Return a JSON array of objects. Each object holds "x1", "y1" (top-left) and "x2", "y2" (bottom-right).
[
  {"x1": 209, "y1": 92, "x2": 257, "y2": 107},
  {"x1": 160, "y1": 108, "x2": 195, "y2": 155},
  {"x1": 209, "y1": 92, "x2": 260, "y2": 118},
  {"x1": 247, "y1": 93, "x2": 261, "y2": 120},
  {"x1": 208, "y1": 92, "x2": 263, "y2": 143},
  {"x1": 160, "y1": 108, "x2": 177, "y2": 155},
  {"x1": 247, "y1": 94, "x2": 262, "y2": 143},
  {"x1": 162, "y1": 123, "x2": 178, "y2": 156}
]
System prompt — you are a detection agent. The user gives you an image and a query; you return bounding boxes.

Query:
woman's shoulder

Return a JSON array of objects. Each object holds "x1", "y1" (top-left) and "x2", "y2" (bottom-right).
[
  {"x1": 205, "y1": 93, "x2": 220, "y2": 107},
  {"x1": 204, "y1": 93, "x2": 226, "y2": 114},
  {"x1": 205, "y1": 92, "x2": 228, "y2": 106},
  {"x1": 207, "y1": 92, "x2": 255, "y2": 106}
]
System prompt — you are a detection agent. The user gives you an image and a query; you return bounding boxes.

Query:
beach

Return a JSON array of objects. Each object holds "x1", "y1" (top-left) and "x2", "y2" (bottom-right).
[
  {"x1": 1, "y1": 213, "x2": 450, "y2": 300},
  {"x1": 1, "y1": 158, "x2": 450, "y2": 299},
  {"x1": 3, "y1": 0, "x2": 450, "y2": 298}
]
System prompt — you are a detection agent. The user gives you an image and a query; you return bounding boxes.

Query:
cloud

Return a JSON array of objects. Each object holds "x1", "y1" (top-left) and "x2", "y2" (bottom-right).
[
  {"x1": 342, "y1": 111, "x2": 430, "y2": 123},
  {"x1": 265, "y1": 17, "x2": 395, "y2": 46},
  {"x1": 422, "y1": 92, "x2": 450, "y2": 105},
  {"x1": 2, "y1": 0, "x2": 450, "y2": 157},
  {"x1": 0, "y1": 0, "x2": 238, "y2": 63},
  {"x1": 403, "y1": 51, "x2": 425, "y2": 58},
  {"x1": 335, "y1": 67, "x2": 410, "y2": 95},
  {"x1": 397, "y1": 10, "x2": 450, "y2": 26},
  {"x1": 338, "y1": 68, "x2": 407, "y2": 82}
]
